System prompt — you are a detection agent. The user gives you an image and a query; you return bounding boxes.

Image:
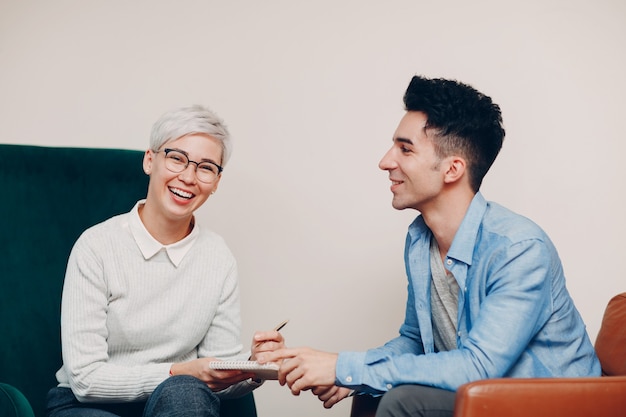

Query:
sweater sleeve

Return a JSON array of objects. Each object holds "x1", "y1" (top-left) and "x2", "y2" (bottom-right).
[
  {"x1": 195, "y1": 251, "x2": 260, "y2": 399},
  {"x1": 60, "y1": 231, "x2": 170, "y2": 402}
]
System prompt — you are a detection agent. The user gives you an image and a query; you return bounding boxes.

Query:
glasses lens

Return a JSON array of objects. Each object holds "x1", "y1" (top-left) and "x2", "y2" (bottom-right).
[
  {"x1": 164, "y1": 150, "x2": 188, "y2": 173},
  {"x1": 196, "y1": 162, "x2": 219, "y2": 183}
]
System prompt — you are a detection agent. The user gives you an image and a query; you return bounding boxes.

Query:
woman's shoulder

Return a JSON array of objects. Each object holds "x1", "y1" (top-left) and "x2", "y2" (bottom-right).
[
  {"x1": 195, "y1": 225, "x2": 227, "y2": 244},
  {"x1": 194, "y1": 226, "x2": 235, "y2": 254},
  {"x1": 75, "y1": 212, "x2": 132, "y2": 245}
]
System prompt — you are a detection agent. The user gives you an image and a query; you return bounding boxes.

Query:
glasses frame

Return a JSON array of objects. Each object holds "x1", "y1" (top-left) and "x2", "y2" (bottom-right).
[{"x1": 157, "y1": 148, "x2": 223, "y2": 183}]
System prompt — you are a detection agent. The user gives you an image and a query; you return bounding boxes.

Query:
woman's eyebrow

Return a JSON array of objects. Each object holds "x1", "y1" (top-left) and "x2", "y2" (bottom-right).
[
  {"x1": 170, "y1": 148, "x2": 219, "y2": 164},
  {"x1": 198, "y1": 157, "x2": 221, "y2": 165}
]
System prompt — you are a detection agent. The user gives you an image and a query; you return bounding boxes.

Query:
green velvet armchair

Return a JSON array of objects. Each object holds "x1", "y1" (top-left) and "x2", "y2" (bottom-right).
[{"x1": 0, "y1": 144, "x2": 257, "y2": 417}]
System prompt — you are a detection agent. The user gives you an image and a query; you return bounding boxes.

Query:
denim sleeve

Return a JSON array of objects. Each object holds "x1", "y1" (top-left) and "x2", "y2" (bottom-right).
[
  {"x1": 335, "y1": 270, "x2": 425, "y2": 393},
  {"x1": 337, "y1": 238, "x2": 557, "y2": 393}
]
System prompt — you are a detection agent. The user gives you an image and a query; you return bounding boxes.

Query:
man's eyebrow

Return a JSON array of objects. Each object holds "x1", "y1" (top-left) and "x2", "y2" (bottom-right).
[{"x1": 394, "y1": 137, "x2": 413, "y2": 145}]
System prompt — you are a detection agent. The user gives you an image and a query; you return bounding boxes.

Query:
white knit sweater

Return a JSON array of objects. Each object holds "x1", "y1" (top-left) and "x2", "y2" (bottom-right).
[{"x1": 54, "y1": 202, "x2": 258, "y2": 402}]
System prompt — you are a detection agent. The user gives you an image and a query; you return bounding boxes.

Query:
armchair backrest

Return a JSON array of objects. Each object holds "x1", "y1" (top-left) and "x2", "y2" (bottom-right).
[
  {"x1": 594, "y1": 293, "x2": 626, "y2": 376},
  {"x1": 0, "y1": 144, "x2": 148, "y2": 416}
]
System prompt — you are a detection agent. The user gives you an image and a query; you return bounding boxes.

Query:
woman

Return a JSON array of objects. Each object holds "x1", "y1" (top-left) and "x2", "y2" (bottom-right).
[{"x1": 46, "y1": 105, "x2": 282, "y2": 417}]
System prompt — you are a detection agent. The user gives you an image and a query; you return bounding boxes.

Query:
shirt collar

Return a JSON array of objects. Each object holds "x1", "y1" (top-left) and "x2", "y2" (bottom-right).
[
  {"x1": 446, "y1": 192, "x2": 487, "y2": 266},
  {"x1": 407, "y1": 192, "x2": 487, "y2": 266},
  {"x1": 129, "y1": 200, "x2": 199, "y2": 267}
]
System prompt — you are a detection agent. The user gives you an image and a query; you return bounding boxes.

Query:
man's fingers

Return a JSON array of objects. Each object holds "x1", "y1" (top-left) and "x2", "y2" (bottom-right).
[
  {"x1": 257, "y1": 348, "x2": 296, "y2": 364},
  {"x1": 315, "y1": 386, "x2": 336, "y2": 401}
]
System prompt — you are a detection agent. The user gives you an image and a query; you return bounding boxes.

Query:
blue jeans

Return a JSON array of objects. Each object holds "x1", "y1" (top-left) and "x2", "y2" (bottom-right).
[{"x1": 46, "y1": 376, "x2": 220, "y2": 417}]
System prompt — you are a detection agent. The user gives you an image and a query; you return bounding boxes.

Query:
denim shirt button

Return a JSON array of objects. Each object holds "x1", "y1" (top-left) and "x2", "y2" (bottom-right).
[
  {"x1": 446, "y1": 259, "x2": 453, "y2": 265},
  {"x1": 346, "y1": 376, "x2": 353, "y2": 383}
]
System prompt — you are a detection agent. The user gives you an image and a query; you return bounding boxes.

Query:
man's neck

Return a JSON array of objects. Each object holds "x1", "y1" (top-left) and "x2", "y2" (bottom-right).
[{"x1": 422, "y1": 189, "x2": 476, "y2": 260}]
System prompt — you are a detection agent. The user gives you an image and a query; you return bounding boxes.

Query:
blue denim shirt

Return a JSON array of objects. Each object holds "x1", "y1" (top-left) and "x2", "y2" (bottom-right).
[{"x1": 336, "y1": 192, "x2": 600, "y2": 393}]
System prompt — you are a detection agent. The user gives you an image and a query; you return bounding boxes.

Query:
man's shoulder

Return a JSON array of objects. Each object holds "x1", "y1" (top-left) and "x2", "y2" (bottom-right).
[{"x1": 481, "y1": 201, "x2": 547, "y2": 243}]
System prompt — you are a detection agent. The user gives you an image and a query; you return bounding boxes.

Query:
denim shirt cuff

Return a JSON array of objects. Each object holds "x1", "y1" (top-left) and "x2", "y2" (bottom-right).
[{"x1": 336, "y1": 351, "x2": 366, "y2": 387}]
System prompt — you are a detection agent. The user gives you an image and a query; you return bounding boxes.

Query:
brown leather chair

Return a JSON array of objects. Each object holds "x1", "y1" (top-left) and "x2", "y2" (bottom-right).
[{"x1": 350, "y1": 293, "x2": 626, "y2": 417}]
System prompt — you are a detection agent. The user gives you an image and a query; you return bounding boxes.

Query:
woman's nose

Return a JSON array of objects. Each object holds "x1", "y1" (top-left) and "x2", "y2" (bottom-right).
[{"x1": 178, "y1": 163, "x2": 198, "y2": 183}]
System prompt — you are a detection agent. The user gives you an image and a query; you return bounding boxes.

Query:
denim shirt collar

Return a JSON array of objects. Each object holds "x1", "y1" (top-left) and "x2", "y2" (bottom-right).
[
  {"x1": 407, "y1": 192, "x2": 487, "y2": 267},
  {"x1": 447, "y1": 192, "x2": 487, "y2": 266}
]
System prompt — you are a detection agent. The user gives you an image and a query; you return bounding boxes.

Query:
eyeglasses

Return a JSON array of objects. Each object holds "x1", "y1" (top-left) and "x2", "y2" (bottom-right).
[{"x1": 157, "y1": 148, "x2": 223, "y2": 183}]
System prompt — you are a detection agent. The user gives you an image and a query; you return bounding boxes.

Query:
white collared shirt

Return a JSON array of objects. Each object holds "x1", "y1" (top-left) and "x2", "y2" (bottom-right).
[{"x1": 129, "y1": 200, "x2": 198, "y2": 267}]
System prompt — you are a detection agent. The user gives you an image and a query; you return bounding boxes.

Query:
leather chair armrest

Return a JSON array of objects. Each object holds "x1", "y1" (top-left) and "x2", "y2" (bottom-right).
[{"x1": 453, "y1": 376, "x2": 626, "y2": 417}]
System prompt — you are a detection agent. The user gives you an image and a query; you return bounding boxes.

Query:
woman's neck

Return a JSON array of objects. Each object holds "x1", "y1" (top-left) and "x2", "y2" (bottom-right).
[{"x1": 138, "y1": 203, "x2": 194, "y2": 245}]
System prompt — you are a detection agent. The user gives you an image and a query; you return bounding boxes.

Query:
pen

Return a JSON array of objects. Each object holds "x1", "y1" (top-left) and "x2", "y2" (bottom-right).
[{"x1": 274, "y1": 319, "x2": 289, "y2": 332}]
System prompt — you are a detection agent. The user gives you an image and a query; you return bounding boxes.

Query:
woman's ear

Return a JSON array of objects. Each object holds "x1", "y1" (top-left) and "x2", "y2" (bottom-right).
[
  {"x1": 210, "y1": 175, "x2": 221, "y2": 195},
  {"x1": 143, "y1": 150, "x2": 154, "y2": 175}
]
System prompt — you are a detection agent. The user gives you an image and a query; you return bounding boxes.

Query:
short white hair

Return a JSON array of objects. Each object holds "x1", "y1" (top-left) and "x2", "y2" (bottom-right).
[{"x1": 149, "y1": 104, "x2": 232, "y2": 166}]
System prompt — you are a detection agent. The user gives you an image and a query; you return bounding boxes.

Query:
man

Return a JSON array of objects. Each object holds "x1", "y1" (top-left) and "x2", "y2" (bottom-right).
[{"x1": 257, "y1": 76, "x2": 600, "y2": 417}]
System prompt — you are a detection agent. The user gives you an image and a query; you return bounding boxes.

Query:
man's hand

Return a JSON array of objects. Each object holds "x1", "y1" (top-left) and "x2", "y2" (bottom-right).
[
  {"x1": 312, "y1": 385, "x2": 353, "y2": 408},
  {"x1": 257, "y1": 347, "x2": 338, "y2": 395}
]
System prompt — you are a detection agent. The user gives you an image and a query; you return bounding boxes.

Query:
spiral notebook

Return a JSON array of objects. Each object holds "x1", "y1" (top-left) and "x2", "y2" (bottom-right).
[{"x1": 208, "y1": 361, "x2": 280, "y2": 380}]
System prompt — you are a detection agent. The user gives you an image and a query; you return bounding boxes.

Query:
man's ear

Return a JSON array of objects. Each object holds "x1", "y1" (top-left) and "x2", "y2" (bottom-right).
[{"x1": 443, "y1": 156, "x2": 466, "y2": 184}]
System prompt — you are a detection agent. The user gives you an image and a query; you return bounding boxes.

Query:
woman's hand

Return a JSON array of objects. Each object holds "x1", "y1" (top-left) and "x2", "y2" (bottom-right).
[
  {"x1": 249, "y1": 329, "x2": 286, "y2": 361},
  {"x1": 169, "y1": 358, "x2": 254, "y2": 391}
]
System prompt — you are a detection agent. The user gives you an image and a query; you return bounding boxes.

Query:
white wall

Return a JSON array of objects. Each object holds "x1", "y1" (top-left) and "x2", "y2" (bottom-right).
[{"x1": 2, "y1": 1, "x2": 624, "y2": 416}]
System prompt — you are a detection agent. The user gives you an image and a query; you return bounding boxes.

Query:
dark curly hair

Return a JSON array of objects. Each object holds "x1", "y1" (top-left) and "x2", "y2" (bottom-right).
[{"x1": 403, "y1": 76, "x2": 505, "y2": 192}]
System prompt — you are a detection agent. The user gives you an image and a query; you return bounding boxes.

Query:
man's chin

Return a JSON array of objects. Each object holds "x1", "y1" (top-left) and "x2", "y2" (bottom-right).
[
  {"x1": 391, "y1": 199, "x2": 408, "y2": 211},
  {"x1": 391, "y1": 197, "x2": 419, "y2": 212}
]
